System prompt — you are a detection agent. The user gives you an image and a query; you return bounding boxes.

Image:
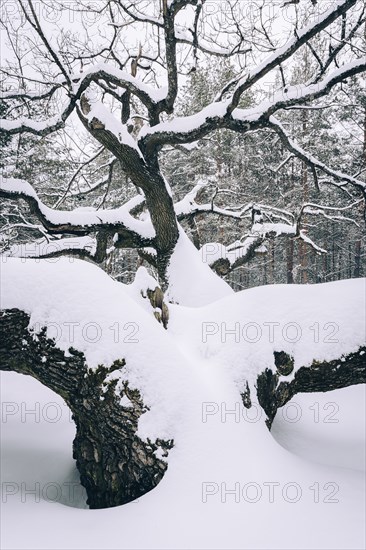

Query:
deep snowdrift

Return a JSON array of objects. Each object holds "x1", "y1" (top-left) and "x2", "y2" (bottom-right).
[{"x1": 1, "y1": 258, "x2": 365, "y2": 550}]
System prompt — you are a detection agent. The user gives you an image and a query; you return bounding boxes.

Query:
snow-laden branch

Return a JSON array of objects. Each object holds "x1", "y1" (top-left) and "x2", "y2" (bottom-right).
[
  {"x1": 201, "y1": 222, "x2": 327, "y2": 275},
  {"x1": 0, "y1": 64, "x2": 166, "y2": 138},
  {"x1": 71, "y1": 63, "x2": 167, "y2": 112},
  {"x1": 313, "y1": 6, "x2": 366, "y2": 83},
  {"x1": 80, "y1": 98, "x2": 143, "y2": 156},
  {"x1": 200, "y1": 220, "x2": 297, "y2": 275},
  {"x1": 0, "y1": 178, "x2": 155, "y2": 241},
  {"x1": 259, "y1": 57, "x2": 366, "y2": 118},
  {"x1": 300, "y1": 200, "x2": 362, "y2": 226},
  {"x1": 140, "y1": 55, "x2": 366, "y2": 151},
  {"x1": 140, "y1": 100, "x2": 239, "y2": 151},
  {"x1": 199, "y1": 197, "x2": 361, "y2": 275},
  {"x1": 74, "y1": 99, "x2": 170, "y2": 201},
  {"x1": 175, "y1": 180, "x2": 252, "y2": 220},
  {"x1": 225, "y1": 0, "x2": 358, "y2": 114},
  {"x1": 0, "y1": 112, "x2": 68, "y2": 137}
]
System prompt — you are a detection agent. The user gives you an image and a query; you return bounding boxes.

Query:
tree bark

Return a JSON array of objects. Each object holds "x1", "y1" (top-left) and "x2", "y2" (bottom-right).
[
  {"x1": 252, "y1": 349, "x2": 366, "y2": 428},
  {"x1": 77, "y1": 109, "x2": 180, "y2": 286},
  {"x1": 286, "y1": 238, "x2": 294, "y2": 284},
  {"x1": 354, "y1": 238, "x2": 362, "y2": 278},
  {"x1": 0, "y1": 309, "x2": 173, "y2": 509}
]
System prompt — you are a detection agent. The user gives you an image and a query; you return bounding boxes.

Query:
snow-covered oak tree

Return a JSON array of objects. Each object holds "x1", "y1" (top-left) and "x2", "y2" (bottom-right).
[{"x1": 0, "y1": 0, "x2": 365, "y2": 509}]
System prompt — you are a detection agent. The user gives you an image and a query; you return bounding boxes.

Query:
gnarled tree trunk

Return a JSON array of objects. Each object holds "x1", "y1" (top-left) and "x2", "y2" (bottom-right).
[{"x1": 0, "y1": 309, "x2": 173, "y2": 509}]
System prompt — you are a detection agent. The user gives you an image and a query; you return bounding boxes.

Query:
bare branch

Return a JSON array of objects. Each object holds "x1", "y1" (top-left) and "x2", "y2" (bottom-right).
[
  {"x1": 0, "y1": 177, "x2": 155, "y2": 245},
  {"x1": 269, "y1": 116, "x2": 366, "y2": 191}
]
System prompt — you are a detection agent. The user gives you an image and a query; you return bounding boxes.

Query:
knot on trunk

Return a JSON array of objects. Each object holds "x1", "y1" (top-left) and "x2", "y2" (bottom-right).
[
  {"x1": 146, "y1": 286, "x2": 169, "y2": 329},
  {"x1": 274, "y1": 351, "x2": 294, "y2": 376}
]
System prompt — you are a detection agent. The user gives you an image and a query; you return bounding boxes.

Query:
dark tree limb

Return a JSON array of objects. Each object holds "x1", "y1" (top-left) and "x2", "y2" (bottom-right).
[
  {"x1": 0, "y1": 308, "x2": 173, "y2": 509},
  {"x1": 0, "y1": 183, "x2": 155, "y2": 248},
  {"x1": 254, "y1": 348, "x2": 366, "y2": 428}
]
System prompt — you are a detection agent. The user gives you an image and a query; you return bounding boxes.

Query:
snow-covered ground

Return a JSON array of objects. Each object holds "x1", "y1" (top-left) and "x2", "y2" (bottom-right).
[{"x1": 1, "y1": 258, "x2": 365, "y2": 549}]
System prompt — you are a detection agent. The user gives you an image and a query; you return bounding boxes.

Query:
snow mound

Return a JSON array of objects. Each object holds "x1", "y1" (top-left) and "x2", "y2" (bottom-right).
[
  {"x1": 1, "y1": 260, "x2": 365, "y2": 550},
  {"x1": 166, "y1": 227, "x2": 233, "y2": 307},
  {"x1": 0, "y1": 257, "x2": 193, "y2": 441},
  {"x1": 169, "y1": 277, "x2": 366, "y2": 393}
]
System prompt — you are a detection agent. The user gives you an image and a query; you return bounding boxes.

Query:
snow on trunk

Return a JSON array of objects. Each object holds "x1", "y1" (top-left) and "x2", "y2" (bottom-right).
[{"x1": 165, "y1": 227, "x2": 233, "y2": 307}]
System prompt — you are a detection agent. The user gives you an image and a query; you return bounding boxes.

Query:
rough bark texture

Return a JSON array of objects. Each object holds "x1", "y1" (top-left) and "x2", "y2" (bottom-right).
[
  {"x1": 254, "y1": 348, "x2": 366, "y2": 428},
  {"x1": 146, "y1": 286, "x2": 170, "y2": 329},
  {"x1": 77, "y1": 107, "x2": 180, "y2": 285},
  {"x1": 0, "y1": 309, "x2": 173, "y2": 509}
]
